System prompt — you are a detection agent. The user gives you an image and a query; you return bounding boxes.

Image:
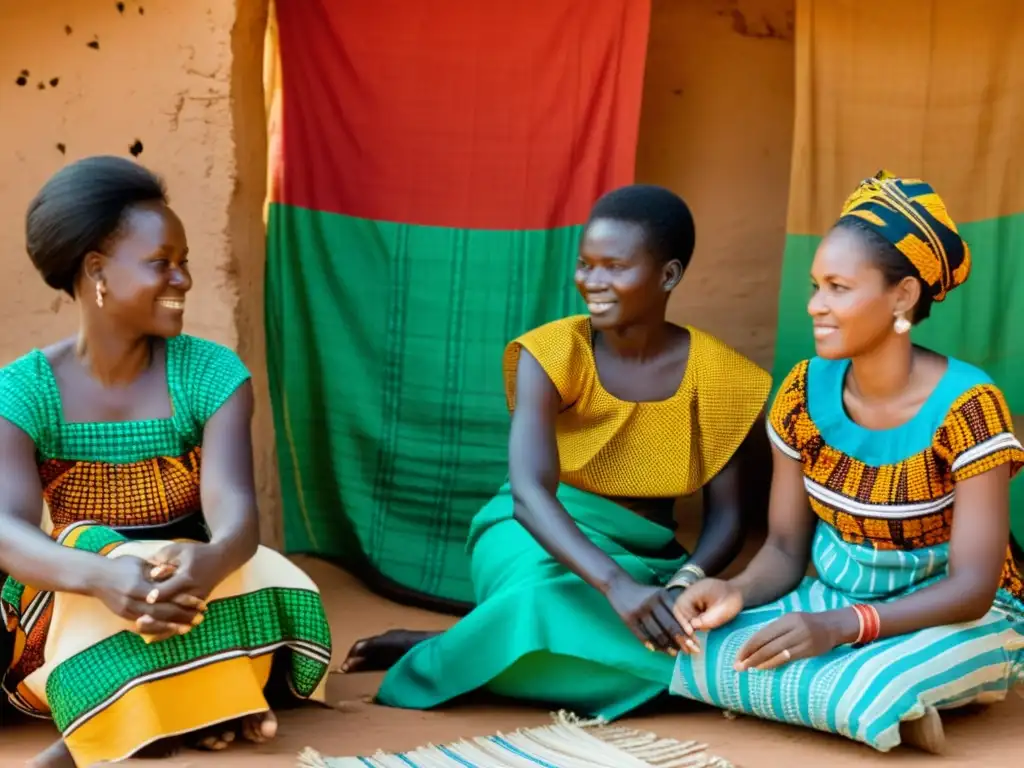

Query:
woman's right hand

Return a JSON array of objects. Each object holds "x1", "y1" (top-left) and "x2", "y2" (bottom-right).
[
  {"x1": 605, "y1": 574, "x2": 692, "y2": 654},
  {"x1": 672, "y1": 578, "x2": 744, "y2": 633},
  {"x1": 89, "y1": 556, "x2": 204, "y2": 638}
]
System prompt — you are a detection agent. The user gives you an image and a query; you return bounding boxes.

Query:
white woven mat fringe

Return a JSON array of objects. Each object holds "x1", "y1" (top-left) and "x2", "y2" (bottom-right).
[{"x1": 297, "y1": 710, "x2": 735, "y2": 767}]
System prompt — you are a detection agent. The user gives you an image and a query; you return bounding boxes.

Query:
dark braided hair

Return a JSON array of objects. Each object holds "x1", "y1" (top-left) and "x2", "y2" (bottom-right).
[
  {"x1": 25, "y1": 156, "x2": 167, "y2": 297},
  {"x1": 587, "y1": 184, "x2": 696, "y2": 270},
  {"x1": 833, "y1": 217, "x2": 934, "y2": 323}
]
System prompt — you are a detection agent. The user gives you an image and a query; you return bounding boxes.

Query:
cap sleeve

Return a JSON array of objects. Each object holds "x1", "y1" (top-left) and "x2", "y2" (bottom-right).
[
  {"x1": 767, "y1": 360, "x2": 812, "y2": 462},
  {"x1": 935, "y1": 383, "x2": 1023, "y2": 483},
  {"x1": 691, "y1": 331, "x2": 772, "y2": 481},
  {"x1": 502, "y1": 316, "x2": 591, "y2": 412},
  {"x1": 172, "y1": 336, "x2": 252, "y2": 427},
  {"x1": 0, "y1": 352, "x2": 49, "y2": 445}
]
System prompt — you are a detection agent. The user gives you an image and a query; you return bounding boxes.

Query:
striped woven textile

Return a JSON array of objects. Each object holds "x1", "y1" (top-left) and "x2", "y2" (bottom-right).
[
  {"x1": 297, "y1": 711, "x2": 734, "y2": 768},
  {"x1": 671, "y1": 526, "x2": 1024, "y2": 752},
  {"x1": 266, "y1": 0, "x2": 650, "y2": 605}
]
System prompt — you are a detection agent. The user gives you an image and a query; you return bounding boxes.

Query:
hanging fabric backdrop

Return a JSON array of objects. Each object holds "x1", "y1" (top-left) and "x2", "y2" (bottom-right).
[
  {"x1": 773, "y1": 0, "x2": 1024, "y2": 541},
  {"x1": 266, "y1": 1, "x2": 650, "y2": 604}
]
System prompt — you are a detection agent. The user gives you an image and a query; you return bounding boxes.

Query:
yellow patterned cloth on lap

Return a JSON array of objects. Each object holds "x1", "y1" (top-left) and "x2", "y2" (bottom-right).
[{"x1": 503, "y1": 315, "x2": 771, "y2": 498}]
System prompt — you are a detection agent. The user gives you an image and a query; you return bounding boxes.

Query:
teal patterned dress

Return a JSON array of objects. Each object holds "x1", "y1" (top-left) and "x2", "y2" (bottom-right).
[{"x1": 670, "y1": 357, "x2": 1024, "y2": 751}]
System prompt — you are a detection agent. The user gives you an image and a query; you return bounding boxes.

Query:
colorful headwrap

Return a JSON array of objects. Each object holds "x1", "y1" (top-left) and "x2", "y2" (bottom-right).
[{"x1": 838, "y1": 171, "x2": 971, "y2": 302}]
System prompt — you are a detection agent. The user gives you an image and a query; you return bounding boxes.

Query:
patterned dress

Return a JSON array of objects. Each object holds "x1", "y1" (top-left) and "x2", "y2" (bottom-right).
[
  {"x1": 0, "y1": 335, "x2": 332, "y2": 767},
  {"x1": 670, "y1": 356, "x2": 1024, "y2": 751},
  {"x1": 377, "y1": 316, "x2": 772, "y2": 718}
]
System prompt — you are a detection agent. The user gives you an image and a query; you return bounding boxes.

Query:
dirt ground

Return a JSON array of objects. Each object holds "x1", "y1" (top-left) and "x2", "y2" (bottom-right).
[{"x1": 3, "y1": 556, "x2": 1019, "y2": 767}]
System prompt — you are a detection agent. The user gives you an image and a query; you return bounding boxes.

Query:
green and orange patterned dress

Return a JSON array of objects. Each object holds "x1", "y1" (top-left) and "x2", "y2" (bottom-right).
[{"x1": 0, "y1": 335, "x2": 331, "y2": 766}]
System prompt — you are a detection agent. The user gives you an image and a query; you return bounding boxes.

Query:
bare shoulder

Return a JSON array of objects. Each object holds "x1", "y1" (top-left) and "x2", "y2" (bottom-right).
[{"x1": 39, "y1": 337, "x2": 76, "y2": 369}]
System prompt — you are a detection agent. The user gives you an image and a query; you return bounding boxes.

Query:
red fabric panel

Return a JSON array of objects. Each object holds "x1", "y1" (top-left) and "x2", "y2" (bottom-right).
[{"x1": 271, "y1": 0, "x2": 650, "y2": 230}]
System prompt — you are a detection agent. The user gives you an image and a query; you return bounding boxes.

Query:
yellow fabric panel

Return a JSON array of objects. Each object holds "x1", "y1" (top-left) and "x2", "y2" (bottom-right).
[
  {"x1": 503, "y1": 315, "x2": 770, "y2": 498},
  {"x1": 788, "y1": 0, "x2": 1024, "y2": 234},
  {"x1": 64, "y1": 654, "x2": 273, "y2": 767}
]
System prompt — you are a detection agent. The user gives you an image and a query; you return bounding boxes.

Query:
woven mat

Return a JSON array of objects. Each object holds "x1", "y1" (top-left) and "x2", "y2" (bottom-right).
[{"x1": 297, "y1": 711, "x2": 735, "y2": 767}]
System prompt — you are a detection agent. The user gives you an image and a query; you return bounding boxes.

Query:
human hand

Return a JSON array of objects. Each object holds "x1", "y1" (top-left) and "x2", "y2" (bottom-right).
[
  {"x1": 671, "y1": 577, "x2": 743, "y2": 640},
  {"x1": 734, "y1": 611, "x2": 841, "y2": 672},
  {"x1": 90, "y1": 555, "x2": 204, "y2": 640},
  {"x1": 605, "y1": 575, "x2": 693, "y2": 655},
  {"x1": 144, "y1": 542, "x2": 229, "y2": 607}
]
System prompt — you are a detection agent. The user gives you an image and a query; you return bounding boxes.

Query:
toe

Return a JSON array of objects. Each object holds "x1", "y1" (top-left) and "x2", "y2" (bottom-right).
[
  {"x1": 199, "y1": 735, "x2": 222, "y2": 751},
  {"x1": 340, "y1": 656, "x2": 364, "y2": 673},
  {"x1": 260, "y1": 711, "x2": 279, "y2": 740}
]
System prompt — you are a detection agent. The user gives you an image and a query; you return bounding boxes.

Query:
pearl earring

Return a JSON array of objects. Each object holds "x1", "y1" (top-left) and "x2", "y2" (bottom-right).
[
  {"x1": 95, "y1": 280, "x2": 105, "y2": 308},
  {"x1": 893, "y1": 312, "x2": 911, "y2": 335}
]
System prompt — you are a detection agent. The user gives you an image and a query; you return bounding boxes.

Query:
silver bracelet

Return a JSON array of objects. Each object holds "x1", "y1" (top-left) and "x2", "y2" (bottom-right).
[{"x1": 666, "y1": 562, "x2": 705, "y2": 590}]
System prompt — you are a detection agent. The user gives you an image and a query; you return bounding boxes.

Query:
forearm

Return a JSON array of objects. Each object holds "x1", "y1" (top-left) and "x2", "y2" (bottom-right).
[
  {"x1": 729, "y1": 536, "x2": 809, "y2": 608},
  {"x1": 825, "y1": 576, "x2": 999, "y2": 646},
  {"x1": 513, "y1": 488, "x2": 631, "y2": 595},
  {"x1": 683, "y1": 502, "x2": 743, "y2": 578},
  {"x1": 203, "y1": 493, "x2": 260, "y2": 572},
  {"x1": 0, "y1": 516, "x2": 108, "y2": 594}
]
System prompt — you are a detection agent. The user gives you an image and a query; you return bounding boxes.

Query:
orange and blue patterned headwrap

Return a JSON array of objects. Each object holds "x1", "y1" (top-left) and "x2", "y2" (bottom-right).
[{"x1": 838, "y1": 171, "x2": 971, "y2": 302}]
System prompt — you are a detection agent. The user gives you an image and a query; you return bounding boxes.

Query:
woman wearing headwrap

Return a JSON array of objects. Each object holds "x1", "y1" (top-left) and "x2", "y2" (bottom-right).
[{"x1": 670, "y1": 172, "x2": 1024, "y2": 754}]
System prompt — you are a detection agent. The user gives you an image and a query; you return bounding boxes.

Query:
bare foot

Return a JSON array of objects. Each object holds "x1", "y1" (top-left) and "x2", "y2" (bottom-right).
[
  {"x1": 900, "y1": 706, "x2": 946, "y2": 754},
  {"x1": 340, "y1": 629, "x2": 438, "y2": 673},
  {"x1": 28, "y1": 739, "x2": 74, "y2": 768},
  {"x1": 186, "y1": 711, "x2": 278, "y2": 752},
  {"x1": 241, "y1": 710, "x2": 278, "y2": 744},
  {"x1": 188, "y1": 724, "x2": 238, "y2": 752}
]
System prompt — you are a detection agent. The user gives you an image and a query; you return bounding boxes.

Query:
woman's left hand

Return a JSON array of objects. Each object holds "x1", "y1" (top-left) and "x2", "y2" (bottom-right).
[
  {"x1": 145, "y1": 542, "x2": 229, "y2": 606},
  {"x1": 734, "y1": 611, "x2": 842, "y2": 672}
]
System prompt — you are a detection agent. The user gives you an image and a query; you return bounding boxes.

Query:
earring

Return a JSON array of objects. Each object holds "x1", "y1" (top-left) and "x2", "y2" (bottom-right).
[
  {"x1": 893, "y1": 311, "x2": 911, "y2": 335},
  {"x1": 95, "y1": 280, "x2": 105, "y2": 308}
]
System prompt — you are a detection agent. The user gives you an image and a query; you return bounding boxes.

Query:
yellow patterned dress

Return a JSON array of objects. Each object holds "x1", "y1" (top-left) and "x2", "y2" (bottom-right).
[
  {"x1": 377, "y1": 315, "x2": 771, "y2": 718},
  {"x1": 670, "y1": 356, "x2": 1024, "y2": 751},
  {"x1": 0, "y1": 335, "x2": 331, "y2": 767}
]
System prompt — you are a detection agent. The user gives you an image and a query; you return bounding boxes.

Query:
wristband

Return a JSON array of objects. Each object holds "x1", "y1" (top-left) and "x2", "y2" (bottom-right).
[
  {"x1": 851, "y1": 603, "x2": 880, "y2": 644},
  {"x1": 666, "y1": 562, "x2": 705, "y2": 591}
]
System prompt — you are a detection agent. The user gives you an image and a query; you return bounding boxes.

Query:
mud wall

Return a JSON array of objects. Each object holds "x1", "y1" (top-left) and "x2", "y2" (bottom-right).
[
  {"x1": 0, "y1": 0, "x2": 797, "y2": 546},
  {"x1": 0, "y1": 0, "x2": 279, "y2": 543},
  {"x1": 638, "y1": 0, "x2": 795, "y2": 369}
]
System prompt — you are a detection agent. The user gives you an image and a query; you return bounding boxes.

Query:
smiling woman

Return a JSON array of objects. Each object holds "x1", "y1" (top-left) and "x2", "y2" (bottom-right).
[
  {"x1": 0, "y1": 157, "x2": 331, "y2": 767},
  {"x1": 341, "y1": 184, "x2": 772, "y2": 720},
  {"x1": 669, "y1": 172, "x2": 1024, "y2": 754}
]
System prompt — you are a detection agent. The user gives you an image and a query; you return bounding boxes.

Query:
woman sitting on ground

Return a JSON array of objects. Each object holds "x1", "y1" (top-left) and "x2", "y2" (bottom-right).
[
  {"x1": 670, "y1": 172, "x2": 1024, "y2": 754},
  {"x1": 343, "y1": 184, "x2": 772, "y2": 719},
  {"x1": 0, "y1": 156, "x2": 332, "y2": 767}
]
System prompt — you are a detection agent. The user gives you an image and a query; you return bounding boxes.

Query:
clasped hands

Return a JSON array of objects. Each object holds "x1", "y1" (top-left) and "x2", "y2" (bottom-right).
[
  {"x1": 91, "y1": 542, "x2": 228, "y2": 642},
  {"x1": 607, "y1": 576, "x2": 842, "y2": 671}
]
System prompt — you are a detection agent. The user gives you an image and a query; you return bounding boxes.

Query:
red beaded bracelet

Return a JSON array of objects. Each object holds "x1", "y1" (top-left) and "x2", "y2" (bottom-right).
[{"x1": 851, "y1": 603, "x2": 881, "y2": 644}]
